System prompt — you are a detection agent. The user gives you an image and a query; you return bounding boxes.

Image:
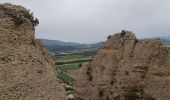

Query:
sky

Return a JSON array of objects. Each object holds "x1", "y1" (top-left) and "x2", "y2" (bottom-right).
[{"x1": 1, "y1": 0, "x2": 170, "y2": 43}]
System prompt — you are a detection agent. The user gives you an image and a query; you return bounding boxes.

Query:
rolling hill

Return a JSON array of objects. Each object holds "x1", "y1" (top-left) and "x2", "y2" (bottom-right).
[
  {"x1": 40, "y1": 39, "x2": 104, "y2": 55},
  {"x1": 40, "y1": 39, "x2": 83, "y2": 46},
  {"x1": 160, "y1": 36, "x2": 170, "y2": 45},
  {"x1": 40, "y1": 37, "x2": 170, "y2": 55}
]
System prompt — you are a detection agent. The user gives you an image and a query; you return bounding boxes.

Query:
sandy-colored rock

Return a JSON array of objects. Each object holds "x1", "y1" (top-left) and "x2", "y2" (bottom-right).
[
  {"x1": 75, "y1": 31, "x2": 170, "y2": 100},
  {"x1": 0, "y1": 3, "x2": 66, "y2": 100}
]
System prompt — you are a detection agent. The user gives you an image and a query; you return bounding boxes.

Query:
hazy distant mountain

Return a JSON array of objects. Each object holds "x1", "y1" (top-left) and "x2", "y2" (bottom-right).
[
  {"x1": 40, "y1": 37, "x2": 170, "y2": 55},
  {"x1": 40, "y1": 39, "x2": 83, "y2": 46},
  {"x1": 140, "y1": 36, "x2": 170, "y2": 45},
  {"x1": 40, "y1": 39, "x2": 104, "y2": 54},
  {"x1": 160, "y1": 36, "x2": 170, "y2": 45},
  {"x1": 40, "y1": 39, "x2": 104, "y2": 47},
  {"x1": 161, "y1": 39, "x2": 170, "y2": 45},
  {"x1": 160, "y1": 36, "x2": 170, "y2": 40}
]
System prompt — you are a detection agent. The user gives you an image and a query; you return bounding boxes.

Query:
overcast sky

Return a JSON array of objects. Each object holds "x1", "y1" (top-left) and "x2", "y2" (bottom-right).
[{"x1": 1, "y1": 0, "x2": 170, "y2": 43}]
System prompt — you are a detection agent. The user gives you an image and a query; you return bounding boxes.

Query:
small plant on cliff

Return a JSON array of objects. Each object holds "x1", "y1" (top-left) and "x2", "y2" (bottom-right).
[
  {"x1": 5, "y1": 8, "x2": 39, "y2": 27},
  {"x1": 78, "y1": 63, "x2": 82, "y2": 68},
  {"x1": 86, "y1": 66, "x2": 93, "y2": 81},
  {"x1": 32, "y1": 18, "x2": 39, "y2": 26},
  {"x1": 13, "y1": 17, "x2": 25, "y2": 26},
  {"x1": 5, "y1": 11, "x2": 24, "y2": 27},
  {"x1": 120, "y1": 29, "x2": 126, "y2": 37},
  {"x1": 107, "y1": 35, "x2": 112, "y2": 40},
  {"x1": 23, "y1": 11, "x2": 39, "y2": 27}
]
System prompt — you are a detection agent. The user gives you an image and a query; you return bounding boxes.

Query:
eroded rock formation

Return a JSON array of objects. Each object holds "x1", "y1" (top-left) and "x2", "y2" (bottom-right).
[
  {"x1": 75, "y1": 31, "x2": 170, "y2": 100},
  {"x1": 0, "y1": 3, "x2": 66, "y2": 100}
]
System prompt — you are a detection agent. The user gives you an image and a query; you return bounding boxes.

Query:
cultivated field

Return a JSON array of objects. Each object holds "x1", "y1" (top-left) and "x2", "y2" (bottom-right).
[{"x1": 54, "y1": 54, "x2": 95, "y2": 95}]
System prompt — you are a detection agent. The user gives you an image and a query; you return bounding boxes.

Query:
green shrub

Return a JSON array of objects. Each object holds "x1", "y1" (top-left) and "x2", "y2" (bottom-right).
[
  {"x1": 86, "y1": 66, "x2": 93, "y2": 81},
  {"x1": 121, "y1": 30, "x2": 126, "y2": 37},
  {"x1": 107, "y1": 35, "x2": 112, "y2": 40},
  {"x1": 78, "y1": 63, "x2": 82, "y2": 68},
  {"x1": 65, "y1": 87, "x2": 74, "y2": 92},
  {"x1": 13, "y1": 17, "x2": 24, "y2": 26},
  {"x1": 23, "y1": 11, "x2": 39, "y2": 27},
  {"x1": 33, "y1": 18, "x2": 39, "y2": 26},
  {"x1": 5, "y1": 8, "x2": 39, "y2": 27}
]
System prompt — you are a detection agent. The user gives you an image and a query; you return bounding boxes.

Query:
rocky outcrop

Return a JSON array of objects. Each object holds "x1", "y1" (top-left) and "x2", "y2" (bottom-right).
[
  {"x1": 75, "y1": 31, "x2": 170, "y2": 100},
  {"x1": 0, "y1": 3, "x2": 66, "y2": 100}
]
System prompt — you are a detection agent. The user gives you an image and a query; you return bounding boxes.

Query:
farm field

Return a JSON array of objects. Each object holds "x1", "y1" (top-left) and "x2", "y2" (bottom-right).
[
  {"x1": 54, "y1": 54, "x2": 95, "y2": 94},
  {"x1": 54, "y1": 54, "x2": 94, "y2": 65},
  {"x1": 57, "y1": 63, "x2": 83, "y2": 71},
  {"x1": 58, "y1": 71, "x2": 75, "y2": 86}
]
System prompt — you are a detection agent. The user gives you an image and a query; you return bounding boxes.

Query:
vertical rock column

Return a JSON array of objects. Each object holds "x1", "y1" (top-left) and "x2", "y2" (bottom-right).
[{"x1": 0, "y1": 3, "x2": 66, "y2": 100}]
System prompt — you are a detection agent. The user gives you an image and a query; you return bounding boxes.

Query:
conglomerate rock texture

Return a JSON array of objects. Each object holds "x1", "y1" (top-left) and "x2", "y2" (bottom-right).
[
  {"x1": 75, "y1": 31, "x2": 170, "y2": 100},
  {"x1": 0, "y1": 3, "x2": 66, "y2": 100}
]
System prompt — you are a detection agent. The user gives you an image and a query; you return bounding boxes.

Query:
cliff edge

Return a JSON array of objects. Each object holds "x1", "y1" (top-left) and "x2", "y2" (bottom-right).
[
  {"x1": 75, "y1": 31, "x2": 170, "y2": 100},
  {"x1": 0, "y1": 3, "x2": 66, "y2": 100}
]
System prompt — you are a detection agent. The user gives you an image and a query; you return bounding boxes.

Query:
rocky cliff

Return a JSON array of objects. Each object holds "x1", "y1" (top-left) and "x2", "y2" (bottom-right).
[
  {"x1": 0, "y1": 3, "x2": 66, "y2": 100},
  {"x1": 75, "y1": 31, "x2": 170, "y2": 100}
]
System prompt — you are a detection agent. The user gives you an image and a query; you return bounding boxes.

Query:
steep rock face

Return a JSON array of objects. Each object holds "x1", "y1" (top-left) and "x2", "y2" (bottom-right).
[
  {"x1": 0, "y1": 3, "x2": 66, "y2": 100},
  {"x1": 75, "y1": 31, "x2": 170, "y2": 100}
]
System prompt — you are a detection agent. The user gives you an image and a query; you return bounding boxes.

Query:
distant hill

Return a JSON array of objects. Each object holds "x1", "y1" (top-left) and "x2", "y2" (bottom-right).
[
  {"x1": 40, "y1": 39, "x2": 83, "y2": 46},
  {"x1": 160, "y1": 36, "x2": 170, "y2": 40},
  {"x1": 140, "y1": 36, "x2": 170, "y2": 45},
  {"x1": 40, "y1": 39, "x2": 104, "y2": 55},
  {"x1": 161, "y1": 39, "x2": 170, "y2": 45},
  {"x1": 40, "y1": 37, "x2": 170, "y2": 55},
  {"x1": 160, "y1": 36, "x2": 170, "y2": 45}
]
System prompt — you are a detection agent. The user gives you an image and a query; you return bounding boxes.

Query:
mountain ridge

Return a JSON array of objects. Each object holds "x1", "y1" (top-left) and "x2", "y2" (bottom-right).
[
  {"x1": 40, "y1": 39, "x2": 83, "y2": 46},
  {"x1": 40, "y1": 36, "x2": 170, "y2": 46},
  {"x1": 40, "y1": 39, "x2": 104, "y2": 54}
]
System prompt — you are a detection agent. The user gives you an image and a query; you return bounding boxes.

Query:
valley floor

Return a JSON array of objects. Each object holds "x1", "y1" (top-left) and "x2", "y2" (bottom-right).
[{"x1": 53, "y1": 54, "x2": 95, "y2": 99}]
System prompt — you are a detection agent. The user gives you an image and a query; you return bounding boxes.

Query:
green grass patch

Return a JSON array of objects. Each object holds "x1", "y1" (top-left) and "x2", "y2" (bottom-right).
[
  {"x1": 55, "y1": 54, "x2": 94, "y2": 64},
  {"x1": 56, "y1": 59, "x2": 92, "y2": 65},
  {"x1": 57, "y1": 63, "x2": 83, "y2": 71},
  {"x1": 58, "y1": 71, "x2": 75, "y2": 85},
  {"x1": 55, "y1": 54, "x2": 94, "y2": 86}
]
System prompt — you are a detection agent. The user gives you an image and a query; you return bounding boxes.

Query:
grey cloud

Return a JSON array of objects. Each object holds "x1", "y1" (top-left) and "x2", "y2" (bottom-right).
[{"x1": 1, "y1": 0, "x2": 170, "y2": 43}]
